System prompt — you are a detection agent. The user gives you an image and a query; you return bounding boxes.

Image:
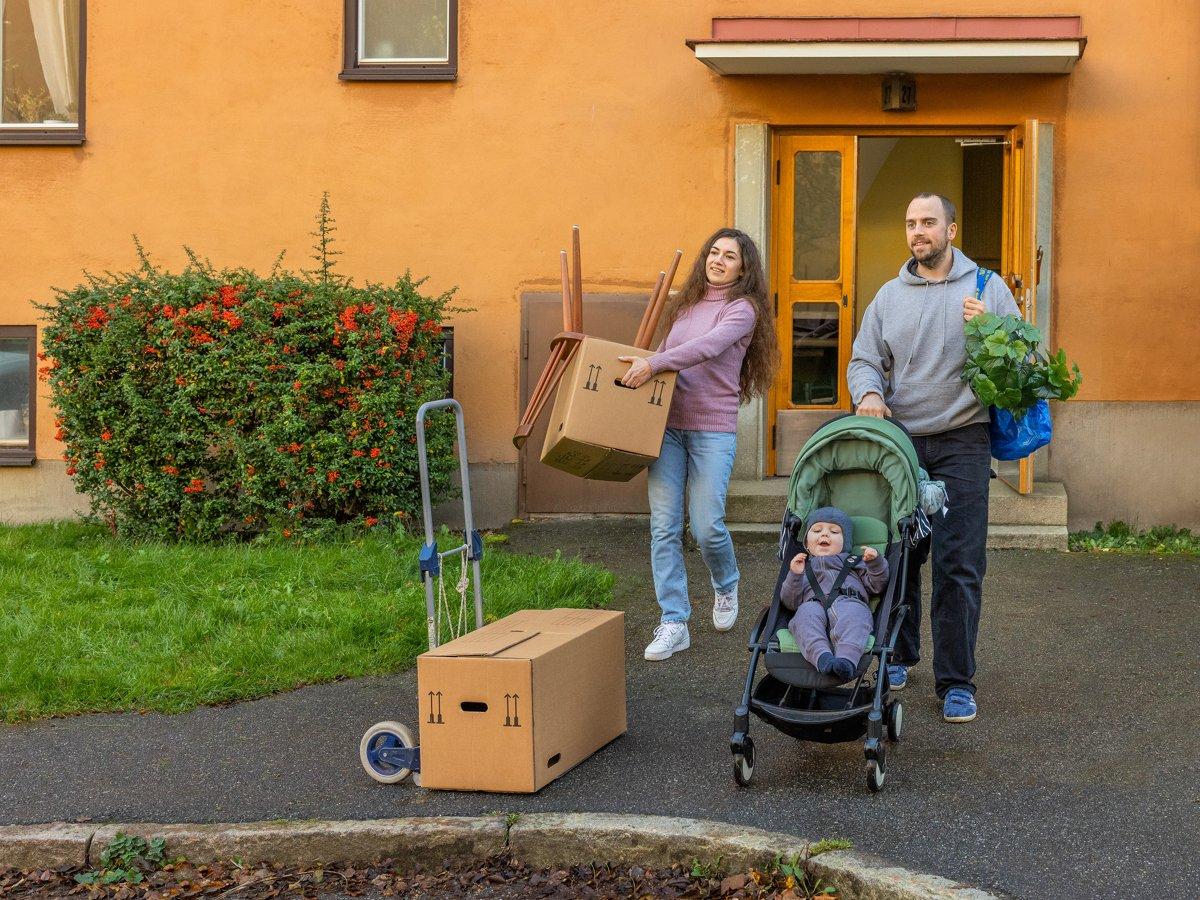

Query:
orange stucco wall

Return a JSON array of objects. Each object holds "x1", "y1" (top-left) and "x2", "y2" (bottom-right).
[{"x1": 2, "y1": 1, "x2": 1198, "y2": 473}]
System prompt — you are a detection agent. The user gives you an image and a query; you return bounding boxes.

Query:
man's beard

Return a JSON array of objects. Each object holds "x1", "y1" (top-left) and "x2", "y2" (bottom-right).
[{"x1": 912, "y1": 238, "x2": 949, "y2": 268}]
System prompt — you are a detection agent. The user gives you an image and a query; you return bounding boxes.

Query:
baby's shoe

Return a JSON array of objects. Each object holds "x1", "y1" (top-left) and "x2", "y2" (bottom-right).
[{"x1": 831, "y1": 657, "x2": 857, "y2": 681}]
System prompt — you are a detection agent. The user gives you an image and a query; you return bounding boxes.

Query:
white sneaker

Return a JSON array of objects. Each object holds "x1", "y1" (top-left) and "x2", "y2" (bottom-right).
[
  {"x1": 644, "y1": 622, "x2": 690, "y2": 661},
  {"x1": 712, "y1": 587, "x2": 739, "y2": 632}
]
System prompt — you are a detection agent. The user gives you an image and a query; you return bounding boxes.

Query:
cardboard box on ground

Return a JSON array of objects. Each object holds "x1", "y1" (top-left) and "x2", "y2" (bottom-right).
[
  {"x1": 416, "y1": 609, "x2": 626, "y2": 793},
  {"x1": 540, "y1": 337, "x2": 676, "y2": 481}
]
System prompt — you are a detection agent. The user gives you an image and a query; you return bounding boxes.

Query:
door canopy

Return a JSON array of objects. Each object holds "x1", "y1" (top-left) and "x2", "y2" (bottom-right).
[{"x1": 687, "y1": 16, "x2": 1086, "y2": 75}]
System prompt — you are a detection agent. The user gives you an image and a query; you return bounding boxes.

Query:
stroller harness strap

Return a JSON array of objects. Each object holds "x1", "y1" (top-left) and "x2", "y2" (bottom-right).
[{"x1": 803, "y1": 555, "x2": 863, "y2": 612}]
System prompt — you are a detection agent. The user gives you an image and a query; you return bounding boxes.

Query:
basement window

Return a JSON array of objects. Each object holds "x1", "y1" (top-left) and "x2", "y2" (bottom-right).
[{"x1": 0, "y1": 326, "x2": 36, "y2": 465}]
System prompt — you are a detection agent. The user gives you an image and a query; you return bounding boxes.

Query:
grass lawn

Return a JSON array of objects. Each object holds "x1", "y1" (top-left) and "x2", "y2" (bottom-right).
[{"x1": 0, "y1": 523, "x2": 612, "y2": 722}]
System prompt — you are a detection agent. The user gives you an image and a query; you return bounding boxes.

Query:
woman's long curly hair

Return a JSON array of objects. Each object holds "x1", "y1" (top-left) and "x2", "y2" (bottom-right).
[{"x1": 658, "y1": 228, "x2": 779, "y2": 403}]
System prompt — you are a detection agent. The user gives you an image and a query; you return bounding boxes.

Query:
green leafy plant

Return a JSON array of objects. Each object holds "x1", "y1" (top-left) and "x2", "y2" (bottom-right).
[
  {"x1": 963, "y1": 313, "x2": 1081, "y2": 417},
  {"x1": 1070, "y1": 521, "x2": 1199, "y2": 555},
  {"x1": 75, "y1": 832, "x2": 168, "y2": 885},
  {"x1": 36, "y1": 196, "x2": 458, "y2": 542},
  {"x1": 689, "y1": 855, "x2": 724, "y2": 878},
  {"x1": 752, "y1": 839, "x2": 853, "y2": 898}
]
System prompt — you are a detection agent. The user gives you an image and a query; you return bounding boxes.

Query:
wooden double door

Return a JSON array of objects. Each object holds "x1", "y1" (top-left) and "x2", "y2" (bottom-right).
[{"x1": 770, "y1": 122, "x2": 1050, "y2": 494}]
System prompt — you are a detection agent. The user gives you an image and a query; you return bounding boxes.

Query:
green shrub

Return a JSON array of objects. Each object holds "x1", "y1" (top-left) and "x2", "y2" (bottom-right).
[{"x1": 36, "y1": 198, "x2": 457, "y2": 541}]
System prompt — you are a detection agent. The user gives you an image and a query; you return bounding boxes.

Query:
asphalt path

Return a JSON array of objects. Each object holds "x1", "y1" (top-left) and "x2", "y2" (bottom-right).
[{"x1": 2, "y1": 519, "x2": 1197, "y2": 899}]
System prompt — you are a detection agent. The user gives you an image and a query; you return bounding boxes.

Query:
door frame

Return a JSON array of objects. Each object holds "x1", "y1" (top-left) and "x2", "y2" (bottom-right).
[{"x1": 767, "y1": 124, "x2": 1037, "y2": 489}]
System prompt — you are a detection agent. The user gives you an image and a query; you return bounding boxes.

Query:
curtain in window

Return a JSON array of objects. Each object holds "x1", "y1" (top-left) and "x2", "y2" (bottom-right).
[{"x1": 27, "y1": 0, "x2": 73, "y2": 117}]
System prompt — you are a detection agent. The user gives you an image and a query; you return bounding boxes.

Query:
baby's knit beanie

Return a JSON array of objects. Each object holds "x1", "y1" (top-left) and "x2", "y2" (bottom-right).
[{"x1": 805, "y1": 506, "x2": 854, "y2": 550}]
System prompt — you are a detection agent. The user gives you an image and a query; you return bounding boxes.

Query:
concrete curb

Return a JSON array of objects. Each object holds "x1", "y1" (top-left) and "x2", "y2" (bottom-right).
[
  {"x1": 0, "y1": 814, "x2": 1001, "y2": 900},
  {"x1": 507, "y1": 814, "x2": 1001, "y2": 900}
]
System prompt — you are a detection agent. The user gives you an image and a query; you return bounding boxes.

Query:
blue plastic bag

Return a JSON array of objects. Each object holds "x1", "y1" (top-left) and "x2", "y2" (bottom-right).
[{"x1": 989, "y1": 400, "x2": 1052, "y2": 460}]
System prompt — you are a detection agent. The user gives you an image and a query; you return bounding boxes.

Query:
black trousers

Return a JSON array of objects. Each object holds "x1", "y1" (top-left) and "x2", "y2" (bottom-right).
[{"x1": 895, "y1": 422, "x2": 991, "y2": 699}]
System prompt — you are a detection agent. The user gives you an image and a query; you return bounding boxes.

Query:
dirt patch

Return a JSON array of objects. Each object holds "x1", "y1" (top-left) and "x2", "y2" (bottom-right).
[{"x1": 0, "y1": 853, "x2": 835, "y2": 899}]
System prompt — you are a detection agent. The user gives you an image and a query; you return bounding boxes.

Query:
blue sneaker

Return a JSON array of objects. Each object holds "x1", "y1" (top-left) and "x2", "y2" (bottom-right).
[
  {"x1": 886, "y1": 664, "x2": 908, "y2": 691},
  {"x1": 943, "y1": 688, "x2": 977, "y2": 723}
]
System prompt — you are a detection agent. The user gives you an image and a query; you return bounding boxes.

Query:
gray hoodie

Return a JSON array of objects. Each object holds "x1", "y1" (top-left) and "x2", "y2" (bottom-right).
[{"x1": 847, "y1": 248, "x2": 1020, "y2": 436}]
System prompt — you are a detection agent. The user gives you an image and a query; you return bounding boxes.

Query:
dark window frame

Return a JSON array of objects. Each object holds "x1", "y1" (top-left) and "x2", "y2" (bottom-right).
[
  {"x1": 340, "y1": 0, "x2": 458, "y2": 81},
  {"x1": 0, "y1": 0, "x2": 87, "y2": 146},
  {"x1": 0, "y1": 325, "x2": 37, "y2": 466}
]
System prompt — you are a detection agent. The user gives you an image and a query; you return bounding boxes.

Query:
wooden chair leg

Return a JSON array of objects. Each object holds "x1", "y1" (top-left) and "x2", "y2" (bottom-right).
[
  {"x1": 560, "y1": 250, "x2": 574, "y2": 332},
  {"x1": 513, "y1": 333, "x2": 584, "y2": 448},
  {"x1": 635, "y1": 270, "x2": 666, "y2": 349},
  {"x1": 639, "y1": 249, "x2": 683, "y2": 350},
  {"x1": 571, "y1": 225, "x2": 583, "y2": 332}
]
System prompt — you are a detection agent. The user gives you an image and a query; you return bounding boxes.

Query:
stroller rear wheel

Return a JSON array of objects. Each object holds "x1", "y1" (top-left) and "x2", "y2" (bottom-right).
[
  {"x1": 887, "y1": 700, "x2": 904, "y2": 742},
  {"x1": 865, "y1": 759, "x2": 885, "y2": 792},
  {"x1": 732, "y1": 737, "x2": 755, "y2": 787}
]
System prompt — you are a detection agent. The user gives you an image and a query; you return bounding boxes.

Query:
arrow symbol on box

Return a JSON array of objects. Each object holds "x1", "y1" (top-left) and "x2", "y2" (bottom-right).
[
  {"x1": 436, "y1": 691, "x2": 444, "y2": 723},
  {"x1": 511, "y1": 693, "x2": 520, "y2": 727},
  {"x1": 504, "y1": 694, "x2": 512, "y2": 726}
]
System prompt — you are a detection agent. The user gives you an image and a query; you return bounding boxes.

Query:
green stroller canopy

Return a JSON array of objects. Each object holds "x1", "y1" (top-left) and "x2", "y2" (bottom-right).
[{"x1": 787, "y1": 416, "x2": 921, "y2": 540}]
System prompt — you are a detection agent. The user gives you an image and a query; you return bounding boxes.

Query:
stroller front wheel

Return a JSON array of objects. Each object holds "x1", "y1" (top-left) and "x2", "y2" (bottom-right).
[
  {"x1": 865, "y1": 759, "x2": 885, "y2": 793},
  {"x1": 732, "y1": 737, "x2": 755, "y2": 787}
]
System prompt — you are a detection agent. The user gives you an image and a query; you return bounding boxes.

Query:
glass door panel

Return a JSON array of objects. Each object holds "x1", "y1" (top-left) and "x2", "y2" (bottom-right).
[
  {"x1": 792, "y1": 152, "x2": 842, "y2": 281},
  {"x1": 791, "y1": 303, "x2": 840, "y2": 405},
  {"x1": 773, "y1": 135, "x2": 857, "y2": 416}
]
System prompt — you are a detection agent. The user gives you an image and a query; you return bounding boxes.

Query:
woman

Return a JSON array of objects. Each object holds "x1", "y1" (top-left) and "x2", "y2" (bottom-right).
[{"x1": 619, "y1": 228, "x2": 779, "y2": 661}]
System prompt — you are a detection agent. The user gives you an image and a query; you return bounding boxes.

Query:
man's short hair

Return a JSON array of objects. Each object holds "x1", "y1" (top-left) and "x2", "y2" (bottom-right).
[{"x1": 911, "y1": 192, "x2": 956, "y2": 224}]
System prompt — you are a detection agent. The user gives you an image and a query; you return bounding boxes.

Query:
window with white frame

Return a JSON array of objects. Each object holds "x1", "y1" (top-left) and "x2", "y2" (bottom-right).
[
  {"x1": 0, "y1": 326, "x2": 36, "y2": 464},
  {"x1": 341, "y1": 0, "x2": 457, "y2": 81},
  {"x1": 0, "y1": 0, "x2": 85, "y2": 144}
]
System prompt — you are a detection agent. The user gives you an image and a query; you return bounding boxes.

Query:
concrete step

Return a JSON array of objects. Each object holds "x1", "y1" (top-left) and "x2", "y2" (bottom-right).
[
  {"x1": 726, "y1": 478, "x2": 788, "y2": 524},
  {"x1": 987, "y1": 524, "x2": 1069, "y2": 551},
  {"x1": 728, "y1": 478, "x2": 1069, "y2": 533},
  {"x1": 732, "y1": 521, "x2": 1070, "y2": 550},
  {"x1": 988, "y1": 480, "x2": 1067, "y2": 526}
]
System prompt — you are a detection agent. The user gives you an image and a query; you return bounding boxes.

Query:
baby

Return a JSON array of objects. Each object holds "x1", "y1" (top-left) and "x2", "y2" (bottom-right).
[{"x1": 780, "y1": 507, "x2": 890, "y2": 682}]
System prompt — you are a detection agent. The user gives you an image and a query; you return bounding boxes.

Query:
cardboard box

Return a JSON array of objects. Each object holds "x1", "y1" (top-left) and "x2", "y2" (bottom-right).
[
  {"x1": 416, "y1": 608, "x2": 626, "y2": 793},
  {"x1": 540, "y1": 336, "x2": 677, "y2": 481}
]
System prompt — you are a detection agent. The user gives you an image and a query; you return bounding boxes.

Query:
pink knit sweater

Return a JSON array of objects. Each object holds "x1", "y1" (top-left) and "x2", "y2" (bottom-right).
[{"x1": 647, "y1": 283, "x2": 756, "y2": 433}]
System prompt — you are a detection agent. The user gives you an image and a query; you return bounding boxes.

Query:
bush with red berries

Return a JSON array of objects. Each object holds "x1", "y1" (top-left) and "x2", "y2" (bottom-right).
[{"x1": 37, "y1": 201, "x2": 456, "y2": 541}]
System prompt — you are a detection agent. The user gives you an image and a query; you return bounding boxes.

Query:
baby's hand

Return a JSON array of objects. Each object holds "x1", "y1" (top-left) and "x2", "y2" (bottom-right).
[
  {"x1": 789, "y1": 552, "x2": 807, "y2": 575},
  {"x1": 861, "y1": 546, "x2": 879, "y2": 562}
]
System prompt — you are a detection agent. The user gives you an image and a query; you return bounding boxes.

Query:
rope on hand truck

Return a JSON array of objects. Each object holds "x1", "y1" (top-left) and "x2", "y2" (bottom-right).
[{"x1": 435, "y1": 543, "x2": 470, "y2": 644}]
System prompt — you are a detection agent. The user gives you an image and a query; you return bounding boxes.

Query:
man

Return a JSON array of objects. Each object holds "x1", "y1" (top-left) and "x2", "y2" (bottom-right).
[{"x1": 847, "y1": 192, "x2": 1020, "y2": 723}]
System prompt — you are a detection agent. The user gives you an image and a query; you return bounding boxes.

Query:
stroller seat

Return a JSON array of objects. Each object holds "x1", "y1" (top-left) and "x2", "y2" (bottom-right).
[{"x1": 762, "y1": 515, "x2": 891, "y2": 690}]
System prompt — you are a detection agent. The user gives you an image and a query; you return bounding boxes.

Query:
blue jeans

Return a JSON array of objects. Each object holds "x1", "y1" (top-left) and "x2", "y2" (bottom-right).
[{"x1": 647, "y1": 428, "x2": 739, "y2": 624}]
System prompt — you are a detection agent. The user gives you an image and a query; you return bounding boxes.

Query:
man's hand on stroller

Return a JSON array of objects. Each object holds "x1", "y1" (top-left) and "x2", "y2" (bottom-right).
[
  {"x1": 789, "y1": 552, "x2": 807, "y2": 575},
  {"x1": 855, "y1": 392, "x2": 891, "y2": 418}
]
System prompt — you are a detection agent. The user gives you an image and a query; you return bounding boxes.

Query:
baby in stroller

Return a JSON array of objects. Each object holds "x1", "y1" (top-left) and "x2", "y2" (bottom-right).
[{"x1": 781, "y1": 507, "x2": 890, "y2": 682}]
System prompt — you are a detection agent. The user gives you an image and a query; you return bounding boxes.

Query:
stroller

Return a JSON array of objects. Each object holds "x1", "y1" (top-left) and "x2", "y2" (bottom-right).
[{"x1": 730, "y1": 414, "x2": 930, "y2": 793}]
